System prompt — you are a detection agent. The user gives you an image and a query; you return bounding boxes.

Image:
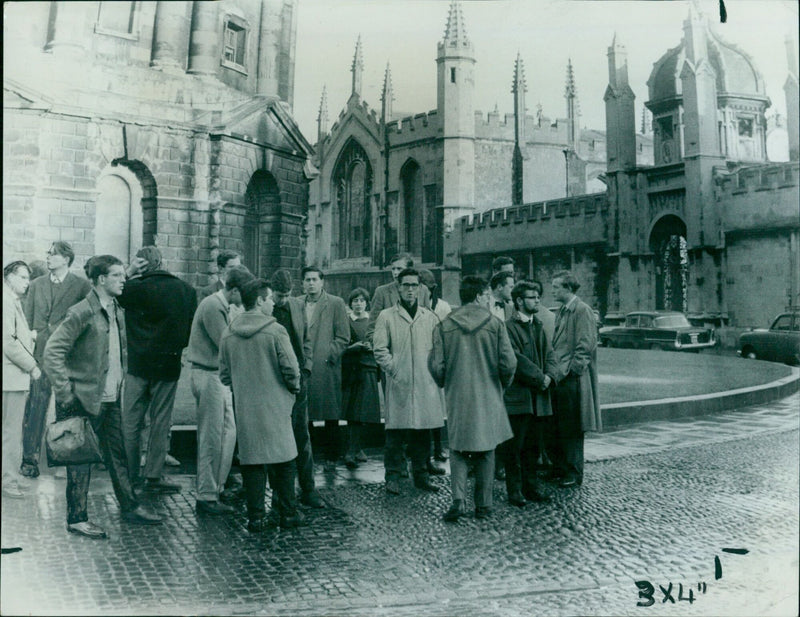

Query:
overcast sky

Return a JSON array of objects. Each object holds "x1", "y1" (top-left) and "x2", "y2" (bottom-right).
[{"x1": 292, "y1": 0, "x2": 798, "y2": 143}]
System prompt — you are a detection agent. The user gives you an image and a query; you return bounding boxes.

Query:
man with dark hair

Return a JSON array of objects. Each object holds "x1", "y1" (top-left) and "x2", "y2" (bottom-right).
[
  {"x1": 367, "y1": 253, "x2": 430, "y2": 341},
  {"x1": 430, "y1": 275, "x2": 516, "y2": 522},
  {"x1": 197, "y1": 250, "x2": 242, "y2": 302},
  {"x1": 117, "y1": 246, "x2": 197, "y2": 494},
  {"x1": 21, "y1": 241, "x2": 91, "y2": 479},
  {"x1": 301, "y1": 266, "x2": 350, "y2": 471},
  {"x1": 374, "y1": 268, "x2": 445, "y2": 495},
  {"x1": 270, "y1": 269, "x2": 323, "y2": 509},
  {"x1": 549, "y1": 270, "x2": 601, "y2": 488},
  {"x1": 492, "y1": 256, "x2": 515, "y2": 275},
  {"x1": 219, "y1": 279, "x2": 304, "y2": 532},
  {"x1": 489, "y1": 271, "x2": 515, "y2": 322},
  {"x1": 187, "y1": 265, "x2": 254, "y2": 515},
  {"x1": 44, "y1": 255, "x2": 162, "y2": 539},
  {"x1": 501, "y1": 280, "x2": 556, "y2": 506}
]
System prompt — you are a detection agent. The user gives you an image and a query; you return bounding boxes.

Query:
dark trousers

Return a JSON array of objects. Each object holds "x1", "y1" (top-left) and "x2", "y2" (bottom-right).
[
  {"x1": 551, "y1": 375, "x2": 585, "y2": 482},
  {"x1": 432, "y1": 427, "x2": 444, "y2": 454},
  {"x1": 384, "y1": 429, "x2": 430, "y2": 481},
  {"x1": 346, "y1": 422, "x2": 365, "y2": 458},
  {"x1": 317, "y1": 420, "x2": 343, "y2": 462},
  {"x1": 22, "y1": 370, "x2": 52, "y2": 466},
  {"x1": 56, "y1": 399, "x2": 138, "y2": 525},
  {"x1": 291, "y1": 374, "x2": 315, "y2": 495},
  {"x1": 499, "y1": 414, "x2": 544, "y2": 497},
  {"x1": 242, "y1": 460, "x2": 297, "y2": 522}
]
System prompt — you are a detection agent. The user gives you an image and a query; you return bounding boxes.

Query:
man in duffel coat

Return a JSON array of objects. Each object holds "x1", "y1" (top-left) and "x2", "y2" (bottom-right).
[
  {"x1": 429, "y1": 275, "x2": 516, "y2": 522},
  {"x1": 549, "y1": 270, "x2": 601, "y2": 488},
  {"x1": 373, "y1": 268, "x2": 445, "y2": 496},
  {"x1": 219, "y1": 279, "x2": 303, "y2": 532},
  {"x1": 301, "y1": 266, "x2": 350, "y2": 469},
  {"x1": 501, "y1": 280, "x2": 557, "y2": 506}
]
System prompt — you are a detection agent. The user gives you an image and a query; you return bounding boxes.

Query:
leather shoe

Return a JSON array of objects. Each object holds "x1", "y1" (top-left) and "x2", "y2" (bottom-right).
[
  {"x1": 385, "y1": 479, "x2": 401, "y2": 495},
  {"x1": 344, "y1": 454, "x2": 359, "y2": 470},
  {"x1": 280, "y1": 512, "x2": 307, "y2": 529},
  {"x1": 355, "y1": 450, "x2": 368, "y2": 463},
  {"x1": 523, "y1": 489, "x2": 552, "y2": 503},
  {"x1": 300, "y1": 491, "x2": 325, "y2": 509},
  {"x1": 495, "y1": 468, "x2": 506, "y2": 481},
  {"x1": 475, "y1": 506, "x2": 492, "y2": 520},
  {"x1": 508, "y1": 492, "x2": 527, "y2": 507},
  {"x1": 559, "y1": 477, "x2": 581, "y2": 488},
  {"x1": 20, "y1": 462, "x2": 39, "y2": 478},
  {"x1": 67, "y1": 521, "x2": 108, "y2": 539},
  {"x1": 247, "y1": 518, "x2": 267, "y2": 533},
  {"x1": 122, "y1": 505, "x2": 162, "y2": 525},
  {"x1": 196, "y1": 500, "x2": 235, "y2": 515},
  {"x1": 414, "y1": 477, "x2": 439, "y2": 492},
  {"x1": 144, "y1": 478, "x2": 182, "y2": 494},
  {"x1": 426, "y1": 459, "x2": 446, "y2": 476},
  {"x1": 220, "y1": 485, "x2": 245, "y2": 504},
  {"x1": 434, "y1": 449, "x2": 449, "y2": 462},
  {"x1": 443, "y1": 500, "x2": 465, "y2": 522}
]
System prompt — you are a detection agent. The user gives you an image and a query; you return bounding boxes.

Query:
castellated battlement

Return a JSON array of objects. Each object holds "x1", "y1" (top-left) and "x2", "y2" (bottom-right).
[
  {"x1": 459, "y1": 193, "x2": 609, "y2": 253},
  {"x1": 714, "y1": 161, "x2": 799, "y2": 197},
  {"x1": 473, "y1": 111, "x2": 571, "y2": 144},
  {"x1": 386, "y1": 110, "x2": 441, "y2": 144}
]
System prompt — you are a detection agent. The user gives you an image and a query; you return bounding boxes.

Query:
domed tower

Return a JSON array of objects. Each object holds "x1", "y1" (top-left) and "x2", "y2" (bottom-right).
[
  {"x1": 646, "y1": 7, "x2": 770, "y2": 165},
  {"x1": 437, "y1": 0, "x2": 475, "y2": 228}
]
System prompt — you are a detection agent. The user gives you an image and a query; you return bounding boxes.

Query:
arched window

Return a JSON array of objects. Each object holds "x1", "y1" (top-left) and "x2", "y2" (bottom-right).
[
  {"x1": 95, "y1": 167, "x2": 145, "y2": 263},
  {"x1": 333, "y1": 140, "x2": 372, "y2": 259},
  {"x1": 400, "y1": 159, "x2": 423, "y2": 257},
  {"x1": 244, "y1": 171, "x2": 281, "y2": 276}
]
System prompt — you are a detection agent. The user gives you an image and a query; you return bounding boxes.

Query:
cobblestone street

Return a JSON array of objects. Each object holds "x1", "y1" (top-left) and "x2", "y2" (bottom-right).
[{"x1": 2, "y1": 395, "x2": 798, "y2": 616}]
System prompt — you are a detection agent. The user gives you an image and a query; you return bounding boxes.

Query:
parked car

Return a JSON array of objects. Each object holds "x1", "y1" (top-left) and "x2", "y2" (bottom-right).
[
  {"x1": 738, "y1": 310, "x2": 800, "y2": 365},
  {"x1": 598, "y1": 311, "x2": 716, "y2": 351}
]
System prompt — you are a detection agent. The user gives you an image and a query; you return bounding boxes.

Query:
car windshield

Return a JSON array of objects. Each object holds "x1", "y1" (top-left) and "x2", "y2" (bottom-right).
[{"x1": 653, "y1": 315, "x2": 691, "y2": 328}]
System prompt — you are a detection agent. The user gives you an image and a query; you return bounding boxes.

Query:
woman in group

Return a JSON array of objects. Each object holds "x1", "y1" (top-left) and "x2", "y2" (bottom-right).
[
  {"x1": 3, "y1": 261, "x2": 40, "y2": 499},
  {"x1": 341, "y1": 288, "x2": 381, "y2": 469}
]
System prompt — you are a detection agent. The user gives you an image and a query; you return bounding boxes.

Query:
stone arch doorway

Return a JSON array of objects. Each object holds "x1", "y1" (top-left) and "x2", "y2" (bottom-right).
[
  {"x1": 244, "y1": 170, "x2": 281, "y2": 277},
  {"x1": 649, "y1": 214, "x2": 688, "y2": 312},
  {"x1": 96, "y1": 161, "x2": 156, "y2": 262},
  {"x1": 332, "y1": 139, "x2": 373, "y2": 260},
  {"x1": 400, "y1": 159, "x2": 423, "y2": 258}
]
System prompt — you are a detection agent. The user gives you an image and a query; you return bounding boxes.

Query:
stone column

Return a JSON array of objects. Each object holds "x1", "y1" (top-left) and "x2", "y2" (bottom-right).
[
  {"x1": 187, "y1": 1, "x2": 220, "y2": 76},
  {"x1": 151, "y1": 1, "x2": 190, "y2": 71},
  {"x1": 45, "y1": 2, "x2": 90, "y2": 56},
  {"x1": 256, "y1": 0, "x2": 282, "y2": 95}
]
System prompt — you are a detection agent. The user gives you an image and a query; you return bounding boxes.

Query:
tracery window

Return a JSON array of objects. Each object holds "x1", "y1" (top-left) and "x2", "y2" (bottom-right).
[{"x1": 333, "y1": 141, "x2": 373, "y2": 259}]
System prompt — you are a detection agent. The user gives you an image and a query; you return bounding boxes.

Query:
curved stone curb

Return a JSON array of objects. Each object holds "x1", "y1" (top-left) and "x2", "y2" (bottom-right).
[{"x1": 600, "y1": 366, "x2": 800, "y2": 430}]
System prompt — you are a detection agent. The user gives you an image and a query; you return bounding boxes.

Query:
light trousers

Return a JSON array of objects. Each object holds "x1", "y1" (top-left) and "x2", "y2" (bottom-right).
[
  {"x1": 191, "y1": 368, "x2": 236, "y2": 501},
  {"x1": 3, "y1": 391, "x2": 27, "y2": 490},
  {"x1": 450, "y1": 449, "x2": 494, "y2": 509}
]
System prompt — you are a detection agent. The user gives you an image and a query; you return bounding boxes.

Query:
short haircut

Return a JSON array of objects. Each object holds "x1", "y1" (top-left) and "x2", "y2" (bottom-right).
[
  {"x1": 459, "y1": 275, "x2": 488, "y2": 304},
  {"x1": 490, "y1": 271, "x2": 513, "y2": 290},
  {"x1": 511, "y1": 280, "x2": 541, "y2": 305},
  {"x1": 50, "y1": 241, "x2": 76, "y2": 266},
  {"x1": 301, "y1": 265, "x2": 324, "y2": 280},
  {"x1": 553, "y1": 270, "x2": 580, "y2": 293},
  {"x1": 348, "y1": 287, "x2": 370, "y2": 308},
  {"x1": 397, "y1": 268, "x2": 419, "y2": 284},
  {"x1": 225, "y1": 265, "x2": 255, "y2": 292},
  {"x1": 216, "y1": 250, "x2": 240, "y2": 270},
  {"x1": 136, "y1": 245, "x2": 162, "y2": 272},
  {"x1": 4, "y1": 260, "x2": 30, "y2": 279},
  {"x1": 86, "y1": 255, "x2": 123, "y2": 284},
  {"x1": 491, "y1": 256, "x2": 514, "y2": 273},
  {"x1": 270, "y1": 269, "x2": 294, "y2": 294},
  {"x1": 241, "y1": 278, "x2": 271, "y2": 311},
  {"x1": 388, "y1": 253, "x2": 414, "y2": 268},
  {"x1": 417, "y1": 268, "x2": 436, "y2": 290}
]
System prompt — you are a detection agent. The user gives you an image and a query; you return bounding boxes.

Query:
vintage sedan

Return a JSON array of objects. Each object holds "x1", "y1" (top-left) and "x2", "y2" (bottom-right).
[
  {"x1": 599, "y1": 311, "x2": 716, "y2": 351},
  {"x1": 738, "y1": 311, "x2": 800, "y2": 365}
]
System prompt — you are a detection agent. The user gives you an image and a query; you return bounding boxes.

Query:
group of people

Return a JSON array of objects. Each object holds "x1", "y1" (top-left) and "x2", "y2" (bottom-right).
[{"x1": 3, "y1": 243, "x2": 600, "y2": 537}]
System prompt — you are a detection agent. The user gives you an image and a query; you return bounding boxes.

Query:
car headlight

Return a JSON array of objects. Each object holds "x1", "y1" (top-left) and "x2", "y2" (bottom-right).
[{"x1": 675, "y1": 337, "x2": 682, "y2": 348}]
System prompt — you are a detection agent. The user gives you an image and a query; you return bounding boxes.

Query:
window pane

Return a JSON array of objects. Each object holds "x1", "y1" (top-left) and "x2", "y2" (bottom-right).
[{"x1": 99, "y1": 1, "x2": 134, "y2": 33}]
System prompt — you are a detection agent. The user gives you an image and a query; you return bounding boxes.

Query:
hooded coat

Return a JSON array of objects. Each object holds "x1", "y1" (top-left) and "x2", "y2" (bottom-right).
[
  {"x1": 429, "y1": 304, "x2": 516, "y2": 451},
  {"x1": 219, "y1": 311, "x2": 300, "y2": 465},
  {"x1": 551, "y1": 296, "x2": 602, "y2": 432},
  {"x1": 373, "y1": 303, "x2": 445, "y2": 430}
]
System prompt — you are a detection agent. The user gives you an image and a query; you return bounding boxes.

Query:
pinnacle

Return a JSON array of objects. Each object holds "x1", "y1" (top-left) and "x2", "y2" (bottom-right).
[
  {"x1": 512, "y1": 53, "x2": 527, "y2": 94},
  {"x1": 352, "y1": 35, "x2": 363, "y2": 70},
  {"x1": 564, "y1": 58, "x2": 577, "y2": 98},
  {"x1": 443, "y1": 0, "x2": 469, "y2": 45}
]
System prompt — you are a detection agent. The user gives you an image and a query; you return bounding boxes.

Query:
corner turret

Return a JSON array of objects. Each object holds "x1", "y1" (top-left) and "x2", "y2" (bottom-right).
[{"x1": 604, "y1": 33, "x2": 637, "y2": 172}]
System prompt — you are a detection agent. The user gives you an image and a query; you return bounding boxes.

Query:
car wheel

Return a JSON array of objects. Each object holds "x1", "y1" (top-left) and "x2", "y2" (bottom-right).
[{"x1": 742, "y1": 347, "x2": 757, "y2": 360}]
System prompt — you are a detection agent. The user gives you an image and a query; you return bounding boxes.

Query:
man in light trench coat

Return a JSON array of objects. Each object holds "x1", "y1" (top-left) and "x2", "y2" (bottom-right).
[{"x1": 373, "y1": 268, "x2": 445, "y2": 496}]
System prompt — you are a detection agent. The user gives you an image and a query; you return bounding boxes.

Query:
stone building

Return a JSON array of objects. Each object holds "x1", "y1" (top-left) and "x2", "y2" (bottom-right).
[
  {"x1": 3, "y1": 0, "x2": 313, "y2": 284},
  {"x1": 455, "y1": 9, "x2": 799, "y2": 328},
  {"x1": 305, "y1": 1, "x2": 652, "y2": 300}
]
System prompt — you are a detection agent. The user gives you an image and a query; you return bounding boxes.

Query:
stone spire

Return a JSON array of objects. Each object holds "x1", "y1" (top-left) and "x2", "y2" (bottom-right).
[
  {"x1": 441, "y1": 0, "x2": 470, "y2": 50},
  {"x1": 351, "y1": 35, "x2": 364, "y2": 97},
  {"x1": 604, "y1": 34, "x2": 637, "y2": 172},
  {"x1": 381, "y1": 62, "x2": 393, "y2": 122},
  {"x1": 512, "y1": 53, "x2": 527, "y2": 205},
  {"x1": 564, "y1": 59, "x2": 579, "y2": 148},
  {"x1": 317, "y1": 85, "x2": 328, "y2": 141}
]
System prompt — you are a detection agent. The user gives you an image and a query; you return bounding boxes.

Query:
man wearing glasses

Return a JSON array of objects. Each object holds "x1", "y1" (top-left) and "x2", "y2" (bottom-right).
[{"x1": 373, "y1": 268, "x2": 444, "y2": 496}]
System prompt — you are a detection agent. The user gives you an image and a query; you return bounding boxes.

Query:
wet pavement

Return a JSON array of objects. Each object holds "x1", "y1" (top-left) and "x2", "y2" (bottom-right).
[{"x1": 1, "y1": 394, "x2": 798, "y2": 616}]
